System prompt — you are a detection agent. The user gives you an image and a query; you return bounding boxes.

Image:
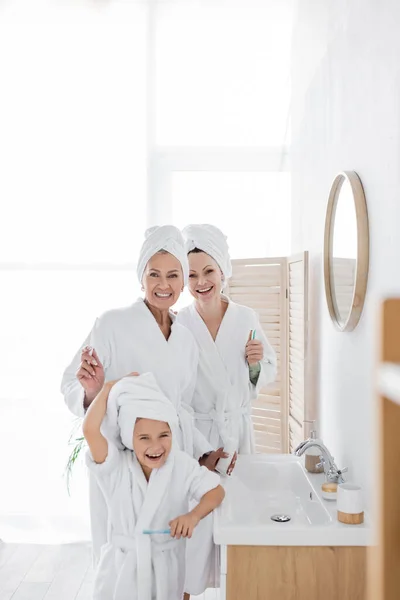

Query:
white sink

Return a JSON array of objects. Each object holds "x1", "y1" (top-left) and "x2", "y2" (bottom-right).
[
  {"x1": 220, "y1": 454, "x2": 332, "y2": 529},
  {"x1": 213, "y1": 453, "x2": 369, "y2": 547}
]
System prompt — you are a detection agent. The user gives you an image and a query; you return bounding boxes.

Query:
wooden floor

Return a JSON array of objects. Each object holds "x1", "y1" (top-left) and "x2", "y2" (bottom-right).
[{"x1": 0, "y1": 542, "x2": 219, "y2": 600}]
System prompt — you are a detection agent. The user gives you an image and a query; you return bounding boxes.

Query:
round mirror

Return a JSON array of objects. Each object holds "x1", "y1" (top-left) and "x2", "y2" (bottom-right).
[{"x1": 324, "y1": 171, "x2": 369, "y2": 332}]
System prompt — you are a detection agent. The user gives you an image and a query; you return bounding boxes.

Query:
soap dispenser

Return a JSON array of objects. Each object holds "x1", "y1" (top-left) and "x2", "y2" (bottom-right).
[{"x1": 304, "y1": 421, "x2": 324, "y2": 474}]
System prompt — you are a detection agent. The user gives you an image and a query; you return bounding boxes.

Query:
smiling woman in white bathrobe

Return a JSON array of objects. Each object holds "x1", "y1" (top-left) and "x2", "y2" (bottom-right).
[
  {"x1": 177, "y1": 224, "x2": 277, "y2": 596},
  {"x1": 179, "y1": 224, "x2": 277, "y2": 454},
  {"x1": 61, "y1": 226, "x2": 225, "y2": 562},
  {"x1": 83, "y1": 372, "x2": 224, "y2": 600}
]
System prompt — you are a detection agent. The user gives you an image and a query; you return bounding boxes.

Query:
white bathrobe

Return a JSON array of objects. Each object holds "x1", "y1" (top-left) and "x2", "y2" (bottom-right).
[
  {"x1": 177, "y1": 295, "x2": 277, "y2": 453},
  {"x1": 87, "y1": 443, "x2": 220, "y2": 600},
  {"x1": 177, "y1": 295, "x2": 277, "y2": 595},
  {"x1": 61, "y1": 298, "x2": 213, "y2": 560}
]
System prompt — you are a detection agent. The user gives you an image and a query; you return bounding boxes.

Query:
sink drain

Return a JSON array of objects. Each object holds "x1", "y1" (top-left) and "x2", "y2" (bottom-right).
[{"x1": 271, "y1": 514, "x2": 291, "y2": 523}]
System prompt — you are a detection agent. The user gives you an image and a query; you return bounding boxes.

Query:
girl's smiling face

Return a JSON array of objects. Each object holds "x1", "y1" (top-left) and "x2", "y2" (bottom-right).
[{"x1": 133, "y1": 418, "x2": 172, "y2": 477}]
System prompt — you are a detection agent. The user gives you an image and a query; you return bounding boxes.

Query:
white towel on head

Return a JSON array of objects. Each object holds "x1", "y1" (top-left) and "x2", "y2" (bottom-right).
[
  {"x1": 137, "y1": 225, "x2": 189, "y2": 285},
  {"x1": 182, "y1": 223, "x2": 232, "y2": 280},
  {"x1": 102, "y1": 372, "x2": 179, "y2": 451}
]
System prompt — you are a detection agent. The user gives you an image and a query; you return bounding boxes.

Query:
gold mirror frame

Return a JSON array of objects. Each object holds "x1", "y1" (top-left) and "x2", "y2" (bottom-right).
[{"x1": 324, "y1": 171, "x2": 369, "y2": 332}]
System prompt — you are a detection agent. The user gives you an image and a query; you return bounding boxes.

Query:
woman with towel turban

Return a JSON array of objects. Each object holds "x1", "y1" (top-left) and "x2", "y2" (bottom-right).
[
  {"x1": 178, "y1": 224, "x2": 277, "y2": 597},
  {"x1": 83, "y1": 372, "x2": 224, "y2": 600},
  {"x1": 61, "y1": 225, "x2": 225, "y2": 561}
]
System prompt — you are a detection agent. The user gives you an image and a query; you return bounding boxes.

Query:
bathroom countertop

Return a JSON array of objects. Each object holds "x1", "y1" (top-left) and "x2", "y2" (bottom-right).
[{"x1": 213, "y1": 454, "x2": 372, "y2": 547}]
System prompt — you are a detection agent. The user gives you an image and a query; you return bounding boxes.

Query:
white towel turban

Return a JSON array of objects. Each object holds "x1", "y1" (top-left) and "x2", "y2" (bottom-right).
[
  {"x1": 182, "y1": 223, "x2": 232, "y2": 279},
  {"x1": 103, "y1": 373, "x2": 179, "y2": 451},
  {"x1": 136, "y1": 225, "x2": 189, "y2": 285}
]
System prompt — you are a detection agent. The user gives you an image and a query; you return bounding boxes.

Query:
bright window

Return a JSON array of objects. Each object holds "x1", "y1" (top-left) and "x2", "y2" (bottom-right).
[
  {"x1": 171, "y1": 171, "x2": 291, "y2": 258},
  {"x1": 0, "y1": 1, "x2": 147, "y2": 542}
]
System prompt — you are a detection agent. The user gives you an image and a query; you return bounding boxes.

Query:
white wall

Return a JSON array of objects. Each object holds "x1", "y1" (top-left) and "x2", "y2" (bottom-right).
[{"x1": 291, "y1": 0, "x2": 400, "y2": 500}]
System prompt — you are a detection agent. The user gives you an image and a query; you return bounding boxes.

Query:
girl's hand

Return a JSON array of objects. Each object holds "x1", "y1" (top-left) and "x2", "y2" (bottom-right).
[
  {"x1": 199, "y1": 447, "x2": 229, "y2": 472},
  {"x1": 169, "y1": 513, "x2": 200, "y2": 539},
  {"x1": 245, "y1": 331, "x2": 264, "y2": 365},
  {"x1": 76, "y1": 346, "x2": 105, "y2": 402}
]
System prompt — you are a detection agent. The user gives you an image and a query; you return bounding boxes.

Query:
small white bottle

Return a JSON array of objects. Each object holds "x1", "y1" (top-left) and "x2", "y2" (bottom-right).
[{"x1": 304, "y1": 424, "x2": 324, "y2": 474}]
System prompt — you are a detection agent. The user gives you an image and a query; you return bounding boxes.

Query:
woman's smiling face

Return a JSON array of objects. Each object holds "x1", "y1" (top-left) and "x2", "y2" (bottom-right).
[
  {"x1": 187, "y1": 250, "x2": 223, "y2": 304},
  {"x1": 142, "y1": 251, "x2": 183, "y2": 310}
]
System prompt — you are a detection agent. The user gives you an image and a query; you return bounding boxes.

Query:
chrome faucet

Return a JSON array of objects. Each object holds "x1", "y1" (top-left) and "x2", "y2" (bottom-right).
[{"x1": 294, "y1": 438, "x2": 347, "y2": 484}]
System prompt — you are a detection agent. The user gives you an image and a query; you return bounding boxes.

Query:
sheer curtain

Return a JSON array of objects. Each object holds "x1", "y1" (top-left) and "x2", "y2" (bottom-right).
[
  {"x1": 0, "y1": 0, "x2": 294, "y2": 542},
  {"x1": 0, "y1": 1, "x2": 147, "y2": 542}
]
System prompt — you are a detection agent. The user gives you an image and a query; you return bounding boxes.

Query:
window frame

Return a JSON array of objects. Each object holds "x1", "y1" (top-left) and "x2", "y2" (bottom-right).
[{"x1": 147, "y1": 146, "x2": 291, "y2": 225}]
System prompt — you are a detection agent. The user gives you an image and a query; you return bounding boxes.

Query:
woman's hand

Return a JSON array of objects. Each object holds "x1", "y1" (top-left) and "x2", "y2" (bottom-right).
[
  {"x1": 245, "y1": 332, "x2": 264, "y2": 365},
  {"x1": 169, "y1": 512, "x2": 200, "y2": 539},
  {"x1": 77, "y1": 346, "x2": 105, "y2": 403},
  {"x1": 199, "y1": 447, "x2": 229, "y2": 472}
]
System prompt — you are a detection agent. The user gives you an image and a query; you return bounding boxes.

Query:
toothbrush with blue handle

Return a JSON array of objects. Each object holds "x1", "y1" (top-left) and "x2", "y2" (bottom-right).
[{"x1": 142, "y1": 529, "x2": 171, "y2": 535}]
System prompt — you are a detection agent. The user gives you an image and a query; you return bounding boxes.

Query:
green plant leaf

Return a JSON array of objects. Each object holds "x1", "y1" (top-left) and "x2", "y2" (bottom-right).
[{"x1": 64, "y1": 418, "x2": 87, "y2": 495}]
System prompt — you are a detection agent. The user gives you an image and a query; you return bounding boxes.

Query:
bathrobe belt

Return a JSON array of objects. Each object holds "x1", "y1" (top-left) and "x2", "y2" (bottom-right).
[
  {"x1": 112, "y1": 533, "x2": 180, "y2": 552},
  {"x1": 194, "y1": 406, "x2": 252, "y2": 448}
]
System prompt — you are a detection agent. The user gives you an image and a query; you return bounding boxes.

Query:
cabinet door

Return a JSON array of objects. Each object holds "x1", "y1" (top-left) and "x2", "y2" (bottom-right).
[
  {"x1": 226, "y1": 545, "x2": 366, "y2": 600},
  {"x1": 371, "y1": 298, "x2": 400, "y2": 600}
]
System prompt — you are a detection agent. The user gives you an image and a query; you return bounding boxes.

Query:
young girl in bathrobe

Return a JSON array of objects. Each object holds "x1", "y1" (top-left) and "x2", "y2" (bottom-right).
[
  {"x1": 178, "y1": 224, "x2": 277, "y2": 597},
  {"x1": 83, "y1": 371, "x2": 224, "y2": 600}
]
